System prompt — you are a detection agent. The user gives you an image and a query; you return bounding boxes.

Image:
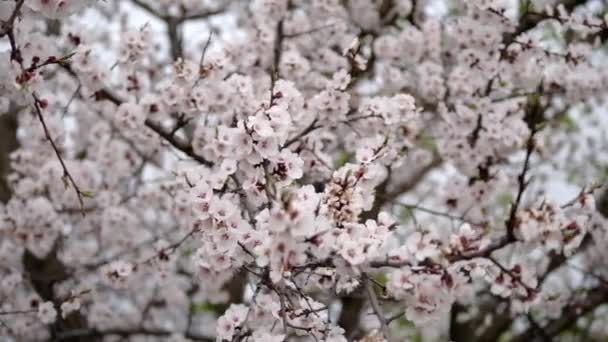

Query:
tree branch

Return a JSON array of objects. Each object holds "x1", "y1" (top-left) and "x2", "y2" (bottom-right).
[
  {"x1": 92, "y1": 88, "x2": 214, "y2": 167},
  {"x1": 512, "y1": 286, "x2": 608, "y2": 342},
  {"x1": 364, "y1": 275, "x2": 390, "y2": 340},
  {"x1": 55, "y1": 327, "x2": 213, "y2": 342},
  {"x1": 32, "y1": 93, "x2": 87, "y2": 214}
]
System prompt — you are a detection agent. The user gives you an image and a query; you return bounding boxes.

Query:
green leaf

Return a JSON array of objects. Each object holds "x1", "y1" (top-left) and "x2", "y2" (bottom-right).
[
  {"x1": 62, "y1": 176, "x2": 70, "y2": 189},
  {"x1": 496, "y1": 193, "x2": 513, "y2": 208},
  {"x1": 526, "y1": 92, "x2": 541, "y2": 107},
  {"x1": 395, "y1": 317, "x2": 414, "y2": 329},
  {"x1": 80, "y1": 190, "x2": 96, "y2": 198},
  {"x1": 373, "y1": 273, "x2": 388, "y2": 287},
  {"x1": 498, "y1": 332, "x2": 514, "y2": 342},
  {"x1": 190, "y1": 302, "x2": 223, "y2": 315},
  {"x1": 555, "y1": 112, "x2": 577, "y2": 132},
  {"x1": 518, "y1": 0, "x2": 535, "y2": 18},
  {"x1": 447, "y1": 7, "x2": 464, "y2": 17},
  {"x1": 280, "y1": 189, "x2": 293, "y2": 204},
  {"x1": 601, "y1": 167, "x2": 608, "y2": 181},
  {"x1": 582, "y1": 103, "x2": 593, "y2": 115},
  {"x1": 418, "y1": 135, "x2": 437, "y2": 152},
  {"x1": 399, "y1": 207, "x2": 414, "y2": 223},
  {"x1": 541, "y1": 26, "x2": 560, "y2": 41},
  {"x1": 181, "y1": 246, "x2": 195, "y2": 256},
  {"x1": 524, "y1": 92, "x2": 545, "y2": 129},
  {"x1": 334, "y1": 150, "x2": 352, "y2": 168}
]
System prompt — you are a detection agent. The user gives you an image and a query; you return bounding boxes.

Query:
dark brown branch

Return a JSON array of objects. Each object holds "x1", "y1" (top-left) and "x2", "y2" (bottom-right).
[
  {"x1": 92, "y1": 88, "x2": 214, "y2": 167},
  {"x1": 382, "y1": 154, "x2": 442, "y2": 201},
  {"x1": 512, "y1": 286, "x2": 608, "y2": 342},
  {"x1": 32, "y1": 93, "x2": 87, "y2": 214},
  {"x1": 0, "y1": 106, "x2": 19, "y2": 203},
  {"x1": 363, "y1": 275, "x2": 390, "y2": 339},
  {"x1": 482, "y1": 0, "x2": 587, "y2": 95},
  {"x1": 526, "y1": 314, "x2": 554, "y2": 342},
  {"x1": 130, "y1": 0, "x2": 162, "y2": 18},
  {"x1": 55, "y1": 327, "x2": 213, "y2": 342},
  {"x1": 388, "y1": 200, "x2": 476, "y2": 225},
  {"x1": 272, "y1": 20, "x2": 284, "y2": 79},
  {"x1": 282, "y1": 119, "x2": 320, "y2": 148},
  {"x1": 167, "y1": 17, "x2": 183, "y2": 61},
  {"x1": 145, "y1": 119, "x2": 213, "y2": 166},
  {"x1": 180, "y1": 7, "x2": 229, "y2": 22},
  {"x1": 130, "y1": 0, "x2": 228, "y2": 61},
  {"x1": 283, "y1": 22, "x2": 337, "y2": 38},
  {"x1": 0, "y1": 0, "x2": 26, "y2": 54},
  {"x1": 506, "y1": 127, "x2": 537, "y2": 241},
  {"x1": 501, "y1": 0, "x2": 587, "y2": 47},
  {"x1": 139, "y1": 226, "x2": 200, "y2": 265},
  {"x1": 0, "y1": 309, "x2": 36, "y2": 316}
]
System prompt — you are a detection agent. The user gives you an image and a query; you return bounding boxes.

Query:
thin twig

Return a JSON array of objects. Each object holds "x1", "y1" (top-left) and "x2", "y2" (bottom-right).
[
  {"x1": 364, "y1": 275, "x2": 390, "y2": 340},
  {"x1": 139, "y1": 226, "x2": 200, "y2": 265},
  {"x1": 284, "y1": 22, "x2": 337, "y2": 38},
  {"x1": 283, "y1": 118, "x2": 320, "y2": 148},
  {"x1": 389, "y1": 200, "x2": 478, "y2": 224},
  {"x1": 32, "y1": 93, "x2": 86, "y2": 214},
  {"x1": 193, "y1": 31, "x2": 213, "y2": 87},
  {"x1": 0, "y1": 309, "x2": 36, "y2": 316},
  {"x1": 506, "y1": 128, "x2": 537, "y2": 240}
]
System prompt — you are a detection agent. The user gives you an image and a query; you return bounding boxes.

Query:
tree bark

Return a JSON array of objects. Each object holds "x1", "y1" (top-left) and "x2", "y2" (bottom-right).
[
  {"x1": 0, "y1": 109, "x2": 18, "y2": 203},
  {"x1": 1, "y1": 106, "x2": 95, "y2": 341}
]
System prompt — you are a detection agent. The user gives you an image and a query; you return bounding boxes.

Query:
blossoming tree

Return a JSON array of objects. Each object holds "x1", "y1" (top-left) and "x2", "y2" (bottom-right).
[{"x1": 1, "y1": 0, "x2": 608, "y2": 341}]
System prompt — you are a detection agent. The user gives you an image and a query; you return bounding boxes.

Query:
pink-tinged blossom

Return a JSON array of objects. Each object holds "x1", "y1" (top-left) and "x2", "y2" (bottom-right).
[
  {"x1": 118, "y1": 27, "x2": 151, "y2": 64},
  {"x1": 26, "y1": 0, "x2": 85, "y2": 19},
  {"x1": 37, "y1": 301, "x2": 57, "y2": 324},
  {"x1": 216, "y1": 304, "x2": 249, "y2": 340},
  {"x1": 60, "y1": 297, "x2": 81, "y2": 319},
  {"x1": 114, "y1": 102, "x2": 145, "y2": 130},
  {"x1": 101, "y1": 260, "x2": 134, "y2": 289}
]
